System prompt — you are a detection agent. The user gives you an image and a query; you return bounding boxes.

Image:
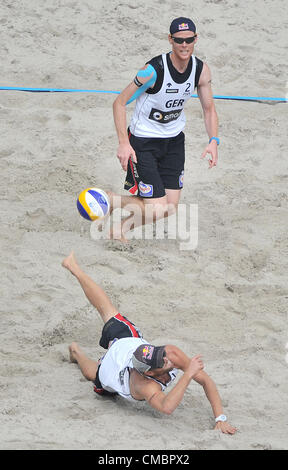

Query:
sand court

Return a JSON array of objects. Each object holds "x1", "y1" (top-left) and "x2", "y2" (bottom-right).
[{"x1": 0, "y1": 0, "x2": 287, "y2": 450}]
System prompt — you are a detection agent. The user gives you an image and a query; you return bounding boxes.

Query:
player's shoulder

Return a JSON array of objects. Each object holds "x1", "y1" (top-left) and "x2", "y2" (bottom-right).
[
  {"x1": 142, "y1": 55, "x2": 164, "y2": 94},
  {"x1": 195, "y1": 55, "x2": 204, "y2": 66},
  {"x1": 146, "y1": 54, "x2": 164, "y2": 72},
  {"x1": 194, "y1": 55, "x2": 204, "y2": 78},
  {"x1": 195, "y1": 57, "x2": 211, "y2": 87}
]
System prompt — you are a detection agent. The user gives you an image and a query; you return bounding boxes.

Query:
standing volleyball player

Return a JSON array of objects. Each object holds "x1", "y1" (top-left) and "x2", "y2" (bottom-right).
[{"x1": 107, "y1": 17, "x2": 219, "y2": 241}]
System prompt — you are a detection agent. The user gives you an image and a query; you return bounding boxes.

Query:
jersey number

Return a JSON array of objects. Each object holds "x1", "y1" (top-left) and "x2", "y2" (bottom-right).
[{"x1": 185, "y1": 83, "x2": 191, "y2": 93}]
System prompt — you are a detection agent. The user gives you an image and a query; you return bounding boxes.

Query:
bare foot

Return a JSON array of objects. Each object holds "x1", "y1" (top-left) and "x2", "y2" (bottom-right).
[
  {"x1": 62, "y1": 251, "x2": 79, "y2": 275},
  {"x1": 69, "y1": 342, "x2": 81, "y2": 363}
]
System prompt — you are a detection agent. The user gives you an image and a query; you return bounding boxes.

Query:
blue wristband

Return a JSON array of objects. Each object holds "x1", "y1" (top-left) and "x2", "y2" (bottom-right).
[{"x1": 209, "y1": 137, "x2": 220, "y2": 145}]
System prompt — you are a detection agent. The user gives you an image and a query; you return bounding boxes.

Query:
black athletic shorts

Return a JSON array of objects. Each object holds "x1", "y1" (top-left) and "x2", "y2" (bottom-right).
[
  {"x1": 94, "y1": 313, "x2": 143, "y2": 396},
  {"x1": 99, "y1": 313, "x2": 143, "y2": 349},
  {"x1": 124, "y1": 130, "x2": 185, "y2": 199}
]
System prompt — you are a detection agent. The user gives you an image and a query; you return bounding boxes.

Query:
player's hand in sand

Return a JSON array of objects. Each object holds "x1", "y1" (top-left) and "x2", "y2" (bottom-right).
[{"x1": 214, "y1": 421, "x2": 237, "y2": 435}]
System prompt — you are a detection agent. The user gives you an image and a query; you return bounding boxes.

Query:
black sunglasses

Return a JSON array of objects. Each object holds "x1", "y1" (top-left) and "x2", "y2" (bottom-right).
[{"x1": 171, "y1": 35, "x2": 197, "y2": 44}]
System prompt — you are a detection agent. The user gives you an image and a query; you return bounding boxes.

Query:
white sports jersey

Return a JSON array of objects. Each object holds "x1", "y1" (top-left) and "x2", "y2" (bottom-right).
[
  {"x1": 98, "y1": 337, "x2": 178, "y2": 401},
  {"x1": 129, "y1": 53, "x2": 196, "y2": 138}
]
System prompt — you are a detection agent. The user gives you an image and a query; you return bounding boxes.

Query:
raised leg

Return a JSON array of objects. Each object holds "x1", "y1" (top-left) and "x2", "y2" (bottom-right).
[{"x1": 62, "y1": 251, "x2": 118, "y2": 324}]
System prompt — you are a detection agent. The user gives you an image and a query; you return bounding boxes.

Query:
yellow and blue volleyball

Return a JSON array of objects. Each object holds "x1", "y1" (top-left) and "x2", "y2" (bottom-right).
[{"x1": 77, "y1": 187, "x2": 110, "y2": 221}]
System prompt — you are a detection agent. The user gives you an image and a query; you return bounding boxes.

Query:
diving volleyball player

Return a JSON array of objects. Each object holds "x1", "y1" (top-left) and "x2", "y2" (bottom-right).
[
  {"x1": 62, "y1": 251, "x2": 236, "y2": 435},
  {"x1": 107, "y1": 17, "x2": 219, "y2": 241}
]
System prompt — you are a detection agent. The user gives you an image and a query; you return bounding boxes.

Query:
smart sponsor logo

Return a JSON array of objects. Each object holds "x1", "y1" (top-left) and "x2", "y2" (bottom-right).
[{"x1": 149, "y1": 107, "x2": 183, "y2": 123}]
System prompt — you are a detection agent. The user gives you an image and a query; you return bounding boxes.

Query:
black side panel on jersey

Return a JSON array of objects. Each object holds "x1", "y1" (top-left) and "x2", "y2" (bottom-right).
[
  {"x1": 145, "y1": 55, "x2": 164, "y2": 95},
  {"x1": 195, "y1": 57, "x2": 204, "y2": 89}
]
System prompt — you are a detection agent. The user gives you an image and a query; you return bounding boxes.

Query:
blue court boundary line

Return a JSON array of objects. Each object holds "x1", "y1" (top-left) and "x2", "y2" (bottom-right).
[{"x1": 0, "y1": 86, "x2": 287, "y2": 102}]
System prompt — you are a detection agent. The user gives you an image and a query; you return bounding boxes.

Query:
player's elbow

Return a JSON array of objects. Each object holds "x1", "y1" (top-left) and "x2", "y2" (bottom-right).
[
  {"x1": 113, "y1": 96, "x2": 120, "y2": 109},
  {"x1": 112, "y1": 97, "x2": 119, "y2": 113},
  {"x1": 150, "y1": 393, "x2": 177, "y2": 415},
  {"x1": 203, "y1": 103, "x2": 218, "y2": 118},
  {"x1": 161, "y1": 404, "x2": 175, "y2": 415},
  {"x1": 113, "y1": 94, "x2": 126, "y2": 111}
]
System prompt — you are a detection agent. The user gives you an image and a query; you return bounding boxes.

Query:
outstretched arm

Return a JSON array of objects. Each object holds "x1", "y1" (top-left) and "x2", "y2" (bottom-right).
[
  {"x1": 164, "y1": 345, "x2": 236, "y2": 434},
  {"x1": 193, "y1": 370, "x2": 237, "y2": 434}
]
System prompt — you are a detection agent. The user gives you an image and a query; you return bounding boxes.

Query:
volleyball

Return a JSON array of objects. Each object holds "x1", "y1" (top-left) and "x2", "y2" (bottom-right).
[{"x1": 77, "y1": 188, "x2": 110, "y2": 221}]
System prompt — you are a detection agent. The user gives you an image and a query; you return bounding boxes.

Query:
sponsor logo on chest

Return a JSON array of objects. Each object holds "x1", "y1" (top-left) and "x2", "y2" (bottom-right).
[
  {"x1": 149, "y1": 99, "x2": 186, "y2": 124},
  {"x1": 149, "y1": 108, "x2": 183, "y2": 123}
]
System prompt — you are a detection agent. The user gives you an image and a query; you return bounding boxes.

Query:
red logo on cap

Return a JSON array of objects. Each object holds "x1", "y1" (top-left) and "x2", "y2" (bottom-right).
[{"x1": 178, "y1": 23, "x2": 189, "y2": 30}]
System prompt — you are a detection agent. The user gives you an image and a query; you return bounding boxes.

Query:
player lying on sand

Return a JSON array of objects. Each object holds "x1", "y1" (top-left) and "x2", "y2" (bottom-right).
[{"x1": 62, "y1": 252, "x2": 236, "y2": 434}]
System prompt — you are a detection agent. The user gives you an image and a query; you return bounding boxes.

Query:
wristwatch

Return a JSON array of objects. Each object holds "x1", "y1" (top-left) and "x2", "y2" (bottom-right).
[{"x1": 215, "y1": 414, "x2": 227, "y2": 423}]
